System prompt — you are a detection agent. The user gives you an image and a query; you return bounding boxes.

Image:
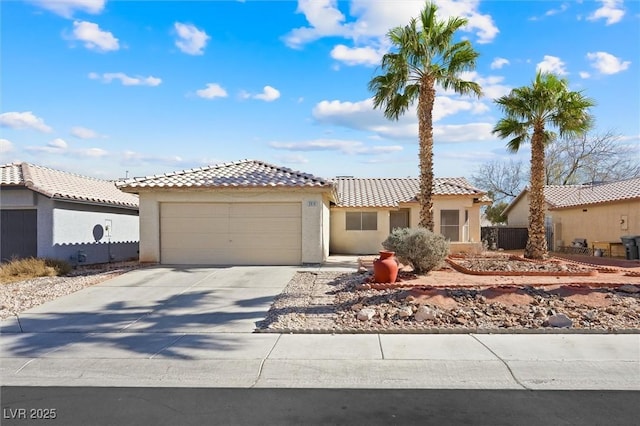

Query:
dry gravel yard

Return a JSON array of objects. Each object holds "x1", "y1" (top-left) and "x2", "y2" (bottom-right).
[
  {"x1": 0, "y1": 262, "x2": 140, "y2": 320},
  {"x1": 257, "y1": 255, "x2": 640, "y2": 333}
]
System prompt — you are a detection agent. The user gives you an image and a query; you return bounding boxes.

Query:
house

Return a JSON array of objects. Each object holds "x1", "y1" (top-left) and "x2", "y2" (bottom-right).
[
  {"x1": 330, "y1": 177, "x2": 491, "y2": 255},
  {"x1": 1, "y1": 162, "x2": 139, "y2": 264},
  {"x1": 118, "y1": 160, "x2": 491, "y2": 265},
  {"x1": 503, "y1": 178, "x2": 640, "y2": 253},
  {"x1": 117, "y1": 160, "x2": 336, "y2": 265}
]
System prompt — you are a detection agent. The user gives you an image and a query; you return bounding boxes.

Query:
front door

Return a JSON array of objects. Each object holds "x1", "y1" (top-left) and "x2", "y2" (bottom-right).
[{"x1": 389, "y1": 209, "x2": 410, "y2": 232}]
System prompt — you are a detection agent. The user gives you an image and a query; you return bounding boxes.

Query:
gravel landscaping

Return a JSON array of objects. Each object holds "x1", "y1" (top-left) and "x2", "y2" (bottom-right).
[
  {"x1": 256, "y1": 256, "x2": 640, "y2": 333},
  {"x1": 0, "y1": 262, "x2": 141, "y2": 320}
]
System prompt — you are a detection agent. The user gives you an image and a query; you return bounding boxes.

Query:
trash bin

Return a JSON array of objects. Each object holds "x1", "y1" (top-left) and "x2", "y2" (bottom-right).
[{"x1": 620, "y1": 236, "x2": 640, "y2": 260}]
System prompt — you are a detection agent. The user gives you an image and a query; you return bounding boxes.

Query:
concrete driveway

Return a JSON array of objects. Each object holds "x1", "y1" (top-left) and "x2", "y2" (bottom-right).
[
  {"x1": 2, "y1": 265, "x2": 299, "y2": 335},
  {"x1": 1, "y1": 262, "x2": 639, "y2": 390}
]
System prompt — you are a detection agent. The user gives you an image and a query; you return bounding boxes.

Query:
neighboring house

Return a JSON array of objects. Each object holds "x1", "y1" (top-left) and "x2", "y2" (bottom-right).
[
  {"x1": 1, "y1": 163, "x2": 139, "y2": 264},
  {"x1": 117, "y1": 160, "x2": 336, "y2": 265},
  {"x1": 503, "y1": 178, "x2": 640, "y2": 253},
  {"x1": 330, "y1": 177, "x2": 491, "y2": 255}
]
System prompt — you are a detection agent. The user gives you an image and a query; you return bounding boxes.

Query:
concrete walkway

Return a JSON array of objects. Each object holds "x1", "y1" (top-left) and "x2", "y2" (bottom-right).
[{"x1": 1, "y1": 258, "x2": 638, "y2": 389}]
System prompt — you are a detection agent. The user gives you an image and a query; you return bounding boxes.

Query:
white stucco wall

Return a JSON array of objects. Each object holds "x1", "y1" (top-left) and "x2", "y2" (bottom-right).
[
  {"x1": 44, "y1": 202, "x2": 139, "y2": 264},
  {"x1": 0, "y1": 188, "x2": 36, "y2": 207},
  {"x1": 1, "y1": 189, "x2": 139, "y2": 264},
  {"x1": 136, "y1": 189, "x2": 330, "y2": 264}
]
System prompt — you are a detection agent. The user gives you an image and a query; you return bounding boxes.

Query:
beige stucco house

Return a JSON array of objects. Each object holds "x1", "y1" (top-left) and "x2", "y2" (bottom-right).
[
  {"x1": 330, "y1": 177, "x2": 491, "y2": 255},
  {"x1": 118, "y1": 160, "x2": 335, "y2": 265},
  {"x1": 119, "y1": 160, "x2": 491, "y2": 265},
  {"x1": 503, "y1": 178, "x2": 640, "y2": 254}
]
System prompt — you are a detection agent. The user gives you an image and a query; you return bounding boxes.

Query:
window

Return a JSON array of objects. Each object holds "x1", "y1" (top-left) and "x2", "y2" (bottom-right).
[
  {"x1": 346, "y1": 212, "x2": 377, "y2": 231},
  {"x1": 440, "y1": 210, "x2": 459, "y2": 241}
]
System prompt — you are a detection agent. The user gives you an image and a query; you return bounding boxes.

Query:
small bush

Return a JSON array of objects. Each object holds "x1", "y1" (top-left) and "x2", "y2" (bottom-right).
[
  {"x1": 382, "y1": 228, "x2": 450, "y2": 274},
  {"x1": 0, "y1": 257, "x2": 72, "y2": 284}
]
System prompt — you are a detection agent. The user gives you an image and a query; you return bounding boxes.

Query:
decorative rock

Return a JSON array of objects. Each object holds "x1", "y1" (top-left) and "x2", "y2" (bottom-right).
[
  {"x1": 351, "y1": 303, "x2": 363, "y2": 312},
  {"x1": 398, "y1": 306, "x2": 413, "y2": 318},
  {"x1": 357, "y1": 308, "x2": 375, "y2": 321},
  {"x1": 618, "y1": 285, "x2": 640, "y2": 294},
  {"x1": 405, "y1": 295, "x2": 417, "y2": 304},
  {"x1": 358, "y1": 266, "x2": 368, "y2": 274},
  {"x1": 583, "y1": 310, "x2": 597, "y2": 321},
  {"x1": 547, "y1": 313, "x2": 573, "y2": 328},
  {"x1": 414, "y1": 306, "x2": 437, "y2": 322}
]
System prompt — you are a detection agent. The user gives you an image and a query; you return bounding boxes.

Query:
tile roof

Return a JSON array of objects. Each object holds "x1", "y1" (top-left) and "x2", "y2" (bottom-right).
[
  {"x1": 117, "y1": 159, "x2": 334, "y2": 190},
  {"x1": 548, "y1": 177, "x2": 640, "y2": 209},
  {"x1": 1, "y1": 163, "x2": 138, "y2": 209},
  {"x1": 503, "y1": 177, "x2": 640, "y2": 214},
  {"x1": 333, "y1": 177, "x2": 490, "y2": 208}
]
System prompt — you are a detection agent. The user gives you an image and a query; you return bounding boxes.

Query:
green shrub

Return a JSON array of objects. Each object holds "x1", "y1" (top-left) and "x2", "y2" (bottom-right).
[{"x1": 382, "y1": 228, "x2": 449, "y2": 274}]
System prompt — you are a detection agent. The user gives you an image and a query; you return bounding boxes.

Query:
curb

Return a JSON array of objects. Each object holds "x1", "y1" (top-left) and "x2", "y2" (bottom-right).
[{"x1": 255, "y1": 327, "x2": 640, "y2": 335}]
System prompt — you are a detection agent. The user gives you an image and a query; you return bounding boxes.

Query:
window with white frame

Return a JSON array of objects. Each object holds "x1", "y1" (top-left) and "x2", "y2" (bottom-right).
[
  {"x1": 345, "y1": 211, "x2": 378, "y2": 231},
  {"x1": 440, "y1": 210, "x2": 459, "y2": 241}
]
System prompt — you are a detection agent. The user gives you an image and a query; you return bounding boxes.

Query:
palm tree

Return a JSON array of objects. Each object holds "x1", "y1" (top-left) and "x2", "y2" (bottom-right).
[
  {"x1": 493, "y1": 72, "x2": 594, "y2": 259},
  {"x1": 368, "y1": 2, "x2": 481, "y2": 231}
]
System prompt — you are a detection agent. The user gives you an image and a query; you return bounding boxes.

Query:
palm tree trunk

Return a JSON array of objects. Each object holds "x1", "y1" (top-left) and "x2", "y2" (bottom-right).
[
  {"x1": 418, "y1": 76, "x2": 435, "y2": 231},
  {"x1": 525, "y1": 126, "x2": 548, "y2": 259}
]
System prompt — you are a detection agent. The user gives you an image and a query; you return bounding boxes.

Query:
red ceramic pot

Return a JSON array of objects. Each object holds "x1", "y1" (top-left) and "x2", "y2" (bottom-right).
[{"x1": 373, "y1": 250, "x2": 399, "y2": 283}]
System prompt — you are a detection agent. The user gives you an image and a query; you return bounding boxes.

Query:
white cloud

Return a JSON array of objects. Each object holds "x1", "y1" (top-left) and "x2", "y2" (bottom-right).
[
  {"x1": 579, "y1": 71, "x2": 591, "y2": 79},
  {"x1": 270, "y1": 139, "x2": 402, "y2": 155},
  {"x1": 79, "y1": 147, "x2": 108, "y2": 157},
  {"x1": 71, "y1": 126, "x2": 104, "y2": 139},
  {"x1": 254, "y1": 86, "x2": 281, "y2": 102},
  {"x1": 490, "y1": 57, "x2": 510, "y2": 70},
  {"x1": 89, "y1": 72, "x2": 162, "y2": 86},
  {"x1": 70, "y1": 21, "x2": 119, "y2": 52},
  {"x1": 283, "y1": 0, "x2": 348, "y2": 48},
  {"x1": 545, "y1": 2, "x2": 569, "y2": 16},
  {"x1": 196, "y1": 83, "x2": 228, "y2": 99},
  {"x1": 0, "y1": 138, "x2": 14, "y2": 154},
  {"x1": 283, "y1": 0, "x2": 499, "y2": 59},
  {"x1": 330, "y1": 44, "x2": 384, "y2": 66},
  {"x1": 312, "y1": 93, "x2": 490, "y2": 140},
  {"x1": 587, "y1": 0, "x2": 625, "y2": 25},
  {"x1": 26, "y1": 138, "x2": 69, "y2": 154},
  {"x1": 457, "y1": 71, "x2": 511, "y2": 99},
  {"x1": 0, "y1": 111, "x2": 53, "y2": 133},
  {"x1": 586, "y1": 51, "x2": 631, "y2": 74},
  {"x1": 28, "y1": 0, "x2": 105, "y2": 18},
  {"x1": 174, "y1": 22, "x2": 210, "y2": 55},
  {"x1": 433, "y1": 123, "x2": 495, "y2": 143},
  {"x1": 274, "y1": 154, "x2": 310, "y2": 164},
  {"x1": 536, "y1": 55, "x2": 568, "y2": 75}
]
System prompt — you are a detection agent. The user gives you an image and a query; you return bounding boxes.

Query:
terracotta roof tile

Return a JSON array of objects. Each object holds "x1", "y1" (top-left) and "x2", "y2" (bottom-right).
[
  {"x1": 118, "y1": 159, "x2": 334, "y2": 190},
  {"x1": 1, "y1": 162, "x2": 138, "y2": 209},
  {"x1": 548, "y1": 177, "x2": 640, "y2": 209},
  {"x1": 333, "y1": 177, "x2": 489, "y2": 208}
]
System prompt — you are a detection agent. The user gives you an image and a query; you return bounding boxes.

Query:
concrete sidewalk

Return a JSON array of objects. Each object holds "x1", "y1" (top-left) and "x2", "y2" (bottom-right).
[{"x1": 1, "y1": 260, "x2": 639, "y2": 390}]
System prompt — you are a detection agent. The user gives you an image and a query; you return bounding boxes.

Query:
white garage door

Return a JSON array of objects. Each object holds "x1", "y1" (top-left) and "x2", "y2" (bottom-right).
[{"x1": 160, "y1": 202, "x2": 302, "y2": 265}]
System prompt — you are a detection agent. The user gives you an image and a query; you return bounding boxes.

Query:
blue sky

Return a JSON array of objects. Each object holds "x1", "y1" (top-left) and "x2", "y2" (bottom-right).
[{"x1": 1, "y1": 0, "x2": 639, "y2": 181}]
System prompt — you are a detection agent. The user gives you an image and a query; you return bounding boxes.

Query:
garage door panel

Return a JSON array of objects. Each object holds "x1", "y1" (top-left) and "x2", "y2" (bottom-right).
[
  {"x1": 230, "y1": 203, "x2": 300, "y2": 218},
  {"x1": 161, "y1": 203, "x2": 229, "y2": 218},
  {"x1": 160, "y1": 202, "x2": 301, "y2": 265},
  {"x1": 229, "y1": 219, "x2": 301, "y2": 234},
  {"x1": 162, "y1": 217, "x2": 230, "y2": 234},
  {"x1": 162, "y1": 233, "x2": 228, "y2": 250},
  {"x1": 230, "y1": 235, "x2": 300, "y2": 249}
]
